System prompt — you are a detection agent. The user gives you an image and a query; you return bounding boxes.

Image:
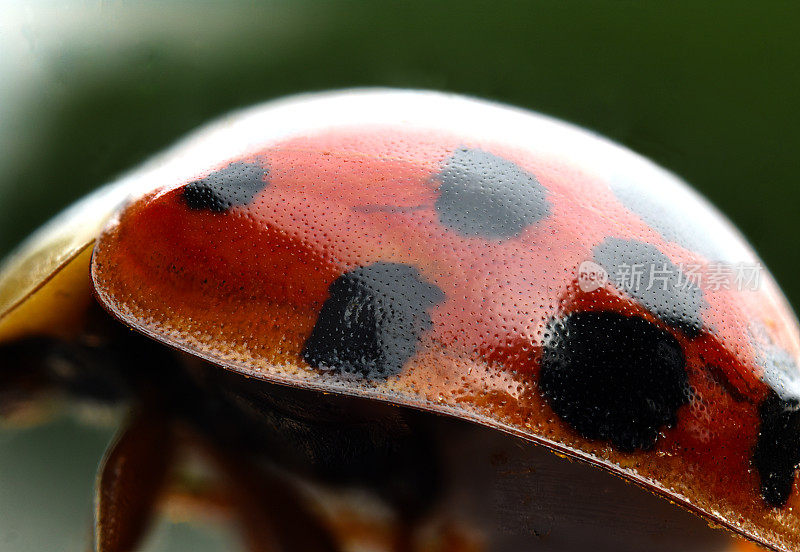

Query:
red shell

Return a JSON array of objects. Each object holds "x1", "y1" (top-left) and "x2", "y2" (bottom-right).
[{"x1": 88, "y1": 90, "x2": 800, "y2": 551}]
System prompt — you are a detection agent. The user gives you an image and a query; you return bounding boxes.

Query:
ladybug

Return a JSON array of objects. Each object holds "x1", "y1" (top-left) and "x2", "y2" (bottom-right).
[{"x1": 0, "y1": 89, "x2": 797, "y2": 552}]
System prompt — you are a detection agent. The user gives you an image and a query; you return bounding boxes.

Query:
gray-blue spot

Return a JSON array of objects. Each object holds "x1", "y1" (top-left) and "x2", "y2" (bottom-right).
[
  {"x1": 593, "y1": 238, "x2": 706, "y2": 336},
  {"x1": 435, "y1": 148, "x2": 549, "y2": 238},
  {"x1": 183, "y1": 161, "x2": 269, "y2": 212}
]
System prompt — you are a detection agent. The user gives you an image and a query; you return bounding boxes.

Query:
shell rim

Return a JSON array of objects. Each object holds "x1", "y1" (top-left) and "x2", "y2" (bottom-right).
[{"x1": 89, "y1": 245, "x2": 774, "y2": 552}]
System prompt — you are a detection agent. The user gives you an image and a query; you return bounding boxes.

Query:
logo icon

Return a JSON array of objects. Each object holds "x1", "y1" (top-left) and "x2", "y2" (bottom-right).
[{"x1": 577, "y1": 261, "x2": 608, "y2": 293}]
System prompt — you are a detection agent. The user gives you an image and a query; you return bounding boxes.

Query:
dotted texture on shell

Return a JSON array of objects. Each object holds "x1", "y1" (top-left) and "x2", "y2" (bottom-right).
[
  {"x1": 754, "y1": 393, "x2": 800, "y2": 508},
  {"x1": 88, "y1": 90, "x2": 800, "y2": 552},
  {"x1": 301, "y1": 262, "x2": 444, "y2": 380},
  {"x1": 435, "y1": 147, "x2": 550, "y2": 238},
  {"x1": 183, "y1": 161, "x2": 269, "y2": 212},
  {"x1": 540, "y1": 311, "x2": 689, "y2": 452},
  {"x1": 593, "y1": 238, "x2": 706, "y2": 336}
]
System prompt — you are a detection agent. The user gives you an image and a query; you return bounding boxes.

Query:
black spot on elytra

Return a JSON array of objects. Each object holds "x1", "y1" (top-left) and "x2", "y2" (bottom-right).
[
  {"x1": 301, "y1": 262, "x2": 444, "y2": 380},
  {"x1": 593, "y1": 238, "x2": 705, "y2": 336},
  {"x1": 540, "y1": 311, "x2": 689, "y2": 452},
  {"x1": 435, "y1": 148, "x2": 549, "y2": 238},
  {"x1": 183, "y1": 161, "x2": 269, "y2": 212},
  {"x1": 754, "y1": 392, "x2": 800, "y2": 508}
]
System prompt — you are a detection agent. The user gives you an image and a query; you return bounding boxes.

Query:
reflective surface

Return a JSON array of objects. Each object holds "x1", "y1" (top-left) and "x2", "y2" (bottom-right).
[{"x1": 87, "y1": 90, "x2": 800, "y2": 551}]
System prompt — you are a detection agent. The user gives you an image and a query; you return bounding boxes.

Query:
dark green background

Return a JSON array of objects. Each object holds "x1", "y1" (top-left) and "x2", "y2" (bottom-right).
[{"x1": 1, "y1": 1, "x2": 798, "y2": 304}]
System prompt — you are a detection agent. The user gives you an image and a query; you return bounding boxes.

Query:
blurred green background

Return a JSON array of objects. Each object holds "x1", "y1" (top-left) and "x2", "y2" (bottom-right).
[{"x1": 0, "y1": 1, "x2": 798, "y2": 551}]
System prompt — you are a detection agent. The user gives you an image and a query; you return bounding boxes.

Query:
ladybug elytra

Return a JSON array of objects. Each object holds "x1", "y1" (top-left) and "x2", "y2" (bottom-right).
[{"x1": 1, "y1": 89, "x2": 798, "y2": 552}]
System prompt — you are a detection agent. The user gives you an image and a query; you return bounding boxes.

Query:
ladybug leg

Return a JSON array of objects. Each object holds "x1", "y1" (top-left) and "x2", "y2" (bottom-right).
[
  {"x1": 93, "y1": 409, "x2": 175, "y2": 552},
  {"x1": 190, "y1": 430, "x2": 341, "y2": 552},
  {"x1": 198, "y1": 377, "x2": 448, "y2": 552}
]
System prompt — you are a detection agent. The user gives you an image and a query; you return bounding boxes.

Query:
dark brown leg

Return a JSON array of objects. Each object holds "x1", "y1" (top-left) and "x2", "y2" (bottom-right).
[
  {"x1": 94, "y1": 410, "x2": 174, "y2": 552},
  {"x1": 192, "y1": 430, "x2": 340, "y2": 552}
]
